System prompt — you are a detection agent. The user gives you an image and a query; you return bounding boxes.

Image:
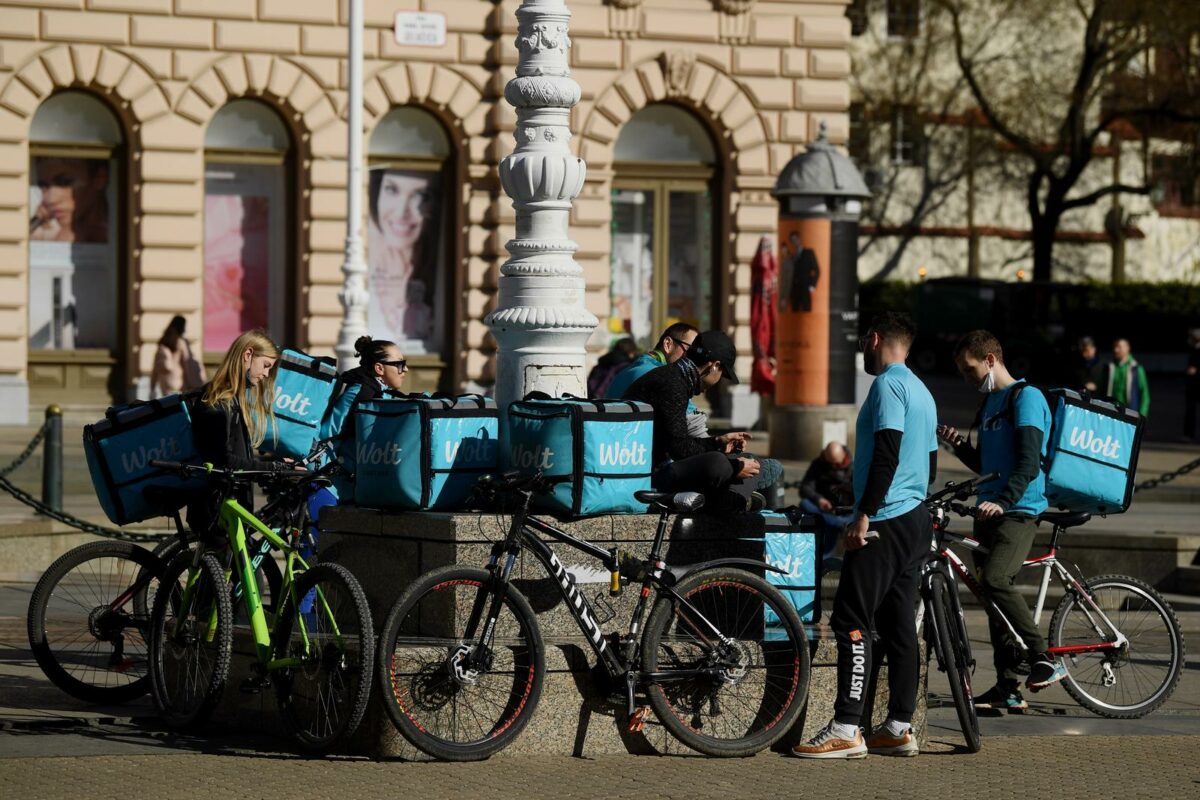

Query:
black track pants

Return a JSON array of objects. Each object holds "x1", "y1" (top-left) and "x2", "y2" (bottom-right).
[
  {"x1": 830, "y1": 504, "x2": 932, "y2": 726},
  {"x1": 653, "y1": 451, "x2": 755, "y2": 512}
]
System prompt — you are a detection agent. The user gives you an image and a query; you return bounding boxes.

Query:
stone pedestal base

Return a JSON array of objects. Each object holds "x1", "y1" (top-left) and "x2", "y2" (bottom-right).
[{"x1": 768, "y1": 404, "x2": 857, "y2": 461}]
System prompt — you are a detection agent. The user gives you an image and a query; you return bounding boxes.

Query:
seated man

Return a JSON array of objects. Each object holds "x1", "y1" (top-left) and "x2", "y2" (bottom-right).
[
  {"x1": 798, "y1": 441, "x2": 855, "y2": 562},
  {"x1": 625, "y1": 330, "x2": 773, "y2": 513},
  {"x1": 607, "y1": 322, "x2": 697, "y2": 400}
]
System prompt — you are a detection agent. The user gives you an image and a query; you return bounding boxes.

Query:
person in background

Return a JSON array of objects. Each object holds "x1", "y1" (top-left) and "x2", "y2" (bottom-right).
[
  {"x1": 587, "y1": 337, "x2": 638, "y2": 399},
  {"x1": 1184, "y1": 329, "x2": 1200, "y2": 443},
  {"x1": 607, "y1": 322, "x2": 698, "y2": 401},
  {"x1": 625, "y1": 331, "x2": 765, "y2": 513},
  {"x1": 1106, "y1": 337, "x2": 1150, "y2": 417},
  {"x1": 793, "y1": 312, "x2": 936, "y2": 760},
  {"x1": 750, "y1": 236, "x2": 779, "y2": 419},
  {"x1": 1075, "y1": 336, "x2": 1105, "y2": 394},
  {"x1": 150, "y1": 315, "x2": 206, "y2": 397},
  {"x1": 940, "y1": 330, "x2": 1065, "y2": 713},
  {"x1": 798, "y1": 442, "x2": 855, "y2": 564}
]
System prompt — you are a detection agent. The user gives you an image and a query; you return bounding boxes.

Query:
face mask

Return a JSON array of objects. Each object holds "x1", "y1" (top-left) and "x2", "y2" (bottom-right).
[{"x1": 978, "y1": 367, "x2": 995, "y2": 394}]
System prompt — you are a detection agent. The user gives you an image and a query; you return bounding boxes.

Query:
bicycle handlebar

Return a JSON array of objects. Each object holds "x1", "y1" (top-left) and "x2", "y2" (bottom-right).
[{"x1": 925, "y1": 472, "x2": 999, "y2": 505}]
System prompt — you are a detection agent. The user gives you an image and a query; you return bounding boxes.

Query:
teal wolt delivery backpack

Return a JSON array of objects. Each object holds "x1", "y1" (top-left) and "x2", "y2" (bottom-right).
[
  {"x1": 263, "y1": 349, "x2": 339, "y2": 460},
  {"x1": 504, "y1": 395, "x2": 654, "y2": 516},
  {"x1": 83, "y1": 395, "x2": 204, "y2": 525},
  {"x1": 354, "y1": 394, "x2": 499, "y2": 510}
]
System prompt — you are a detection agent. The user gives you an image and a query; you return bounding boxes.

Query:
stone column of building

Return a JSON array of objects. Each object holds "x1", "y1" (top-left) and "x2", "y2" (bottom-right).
[{"x1": 486, "y1": 0, "x2": 598, "y2": 406}]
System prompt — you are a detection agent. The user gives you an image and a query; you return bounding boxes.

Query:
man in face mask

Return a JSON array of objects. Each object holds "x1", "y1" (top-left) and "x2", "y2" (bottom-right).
[{"x1": 938, "y1": 330, "x2": 1065, "y2": 713}]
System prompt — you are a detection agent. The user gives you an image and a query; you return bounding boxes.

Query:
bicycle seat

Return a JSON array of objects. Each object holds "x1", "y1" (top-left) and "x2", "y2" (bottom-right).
[
  {"x1": 1037, "y1": 511, "x2": 1091, "y2": 529},
  {"x1": 634, "y1": 490, "x2": 706, "y2": 513}
]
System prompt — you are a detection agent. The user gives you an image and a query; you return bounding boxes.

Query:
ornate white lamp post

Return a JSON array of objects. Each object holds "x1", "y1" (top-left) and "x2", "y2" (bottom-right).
[
  {"x1": 486, "y1": 0, "x2": 598, "y2": 406},
  {"x1": 335, "y1": 0, "x2": 368, "y2": 371}
]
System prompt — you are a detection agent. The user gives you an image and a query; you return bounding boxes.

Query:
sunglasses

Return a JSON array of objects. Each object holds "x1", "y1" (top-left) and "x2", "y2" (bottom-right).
[
  {"x1": 669, "y1": 336, "x2": 693, "y2": 351},
  {"x1": 380, "y1": 359, "x2": 409, "y2": 372},
  {"x1": 857, "y1": 332, "x2": 877, "y2": 353}
]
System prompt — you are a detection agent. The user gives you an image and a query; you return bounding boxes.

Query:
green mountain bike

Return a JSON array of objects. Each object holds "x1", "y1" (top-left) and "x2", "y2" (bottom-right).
[{"x1": 147, "y1": 457, "x2": 373, "y2": 753}]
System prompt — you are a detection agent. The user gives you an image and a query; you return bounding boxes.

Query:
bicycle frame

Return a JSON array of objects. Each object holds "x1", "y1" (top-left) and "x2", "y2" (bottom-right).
[
  {"x1": 934, "y1": 527, "x2": 1128, "y2": 659},
  {"x1": 173, "y1": 496, "x2": 339, "y2": 672},
  {"x1": 465, "y1": 496, "x2": 754, "y2": 713}
]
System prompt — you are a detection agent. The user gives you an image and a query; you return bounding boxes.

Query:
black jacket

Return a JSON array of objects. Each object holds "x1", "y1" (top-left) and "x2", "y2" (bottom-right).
[
  {"x1": 624, "y1": 363, "x2": 722, "y2": 465},
  {"x1": 799, "y1": 457, "x2": 853, "y2": 507},
  {"x1": 191, "y1": 392, "x2": 277, "y2": 472}
]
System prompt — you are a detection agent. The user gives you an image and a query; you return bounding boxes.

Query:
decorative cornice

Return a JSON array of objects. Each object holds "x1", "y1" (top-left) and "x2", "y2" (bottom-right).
[{"x1": 606, "y1": 0, "x2": 643, "y2": 8}]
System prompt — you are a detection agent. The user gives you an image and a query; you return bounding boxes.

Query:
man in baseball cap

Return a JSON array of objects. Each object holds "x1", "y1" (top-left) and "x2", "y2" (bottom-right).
[
  {"x1": 687, "y1": 330, "x2": 740, "y2": 384},
  {"x1": 625, "y1": 328, "x2": 783, "y2": 513}
]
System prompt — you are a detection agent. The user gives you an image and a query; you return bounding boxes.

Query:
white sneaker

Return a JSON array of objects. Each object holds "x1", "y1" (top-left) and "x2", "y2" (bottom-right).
[{"x1": 791, "y1": 720, "x2": 867, "y2": 759}]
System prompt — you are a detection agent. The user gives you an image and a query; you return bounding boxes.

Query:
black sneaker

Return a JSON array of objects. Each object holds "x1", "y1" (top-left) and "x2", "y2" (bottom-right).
[
  {"x1": 973, "y1": 685, "x2": 1028, "y2": 711},
  {"x1": 1026, "y1": 657, "x2": 1068, "y2": 692},
  {"x1": 747, "y1": 492, "x2": 767, "y2": 513}
]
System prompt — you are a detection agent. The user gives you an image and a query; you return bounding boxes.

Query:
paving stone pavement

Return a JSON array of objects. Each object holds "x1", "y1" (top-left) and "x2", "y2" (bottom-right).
[{"x1": 0, "y1": 734, "x2": 1197, "y2": 800}]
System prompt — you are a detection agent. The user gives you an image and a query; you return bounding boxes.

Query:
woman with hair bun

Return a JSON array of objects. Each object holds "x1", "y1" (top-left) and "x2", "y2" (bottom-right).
[{"x1": 342, "y1": 335, "x2": 409, "y2": 400}]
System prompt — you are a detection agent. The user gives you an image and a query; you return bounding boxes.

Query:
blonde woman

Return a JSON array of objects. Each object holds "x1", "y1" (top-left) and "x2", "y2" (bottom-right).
[{"x1": 192, "y1": 329, "x2": 283, "y2": 472}]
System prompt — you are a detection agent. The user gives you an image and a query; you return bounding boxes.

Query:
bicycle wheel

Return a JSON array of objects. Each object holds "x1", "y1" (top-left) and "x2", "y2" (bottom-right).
[
  {"x1": 27, "y1": 540, "x2": 164, "y2": 704},
  {"x1": 927, "y1": 570, "x2": 981, "y2": 753},
  {"x1": 1049, "y1": 574, "x2": 1185, "y2": 718},
  {"x1": 149, "y1": 551, "x2": 233, "y2": 728},
  {"x1": 377, "y1": 565, "x2": 545, "y2": 761},
  {"x1": 641, "y1": 568, "x2": 810, "y2": 757},
  {"x1": 272, "y1": 563, "x2": 374, "y2": 753}
]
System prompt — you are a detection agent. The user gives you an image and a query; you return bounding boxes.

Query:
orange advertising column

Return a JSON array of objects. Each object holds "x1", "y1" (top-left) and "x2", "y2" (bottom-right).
[{"x1": 775, "y1": 217, "x2": 832, "y2": 406}]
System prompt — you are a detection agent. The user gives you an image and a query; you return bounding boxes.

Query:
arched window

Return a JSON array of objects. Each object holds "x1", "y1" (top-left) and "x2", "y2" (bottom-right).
[
  {"x1": 611, "y1": 105, "x2": 718, "y2": 345},
  {"x1": 203, "y1": 99, "x2": 292, "y2": 354},
  {"x1": 28, "y1": 91, "x2": 124, "y2": 402},
  {"x1": 367, "y1": 106, "x2": 452, "y2": 358}
]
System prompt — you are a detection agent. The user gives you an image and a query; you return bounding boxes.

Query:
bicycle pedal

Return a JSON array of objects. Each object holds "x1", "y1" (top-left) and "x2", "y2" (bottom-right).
[
  {"x1": 239, "y1": 676, "x2": 271, "y2": 694},
  {"x1": 627, "y1": 706, "x2": 651, "y2": 733}
]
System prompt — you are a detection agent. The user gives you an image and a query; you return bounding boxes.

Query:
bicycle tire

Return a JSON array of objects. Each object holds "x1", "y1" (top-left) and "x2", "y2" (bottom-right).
[
  {"x1": 641, "y1": 568, "x2": 810, "y2": 757},
  {"x1": 149, "y1": 551, "x2": 233, "y2": 728},
  {"x1": 272, "y1": 563, "x2": 375, "y2": 753},
  {"x1": 377, "y1": 565, "x2": 545, "y2": 762},
  {"x1": 1049, "y1": 574, "x2": 1185, "y2": 719},
  {"x1": 27, "y1": 540, "x2": 164, "y2": 704},
  {"x1": 928, "y1": 570, "x2": 981, "y2": 753}
]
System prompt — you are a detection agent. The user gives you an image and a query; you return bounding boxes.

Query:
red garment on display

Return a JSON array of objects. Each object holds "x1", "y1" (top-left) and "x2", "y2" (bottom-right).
[{"x1": 750, "y1": 237, "x2": 778, "y2": 396}]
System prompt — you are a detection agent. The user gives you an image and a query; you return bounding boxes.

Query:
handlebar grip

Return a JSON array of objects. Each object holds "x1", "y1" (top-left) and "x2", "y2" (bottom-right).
[{"x1": 150, "y1": 460, "x2": 184, "y2": 471}]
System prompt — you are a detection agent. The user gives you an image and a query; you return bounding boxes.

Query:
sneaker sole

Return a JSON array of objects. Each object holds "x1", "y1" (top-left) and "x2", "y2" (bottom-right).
[
  {"x1": 867, "y1": 745, "x2": 919, "y2": 757},
  {"x1": 1026, "y1": 675, "x2": 1067, "y2": 692},
  {"x1": 791, "y1": 748, "x2": 868, "y2": 759}
]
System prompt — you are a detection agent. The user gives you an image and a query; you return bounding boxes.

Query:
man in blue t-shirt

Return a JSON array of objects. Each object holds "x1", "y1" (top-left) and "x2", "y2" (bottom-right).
[
  {"x1": 794, "y1": 312, "x2": 936, "y2": 760},
  {"x1": 939, "y1": 329, "x2": 1067, "y2": 712}
]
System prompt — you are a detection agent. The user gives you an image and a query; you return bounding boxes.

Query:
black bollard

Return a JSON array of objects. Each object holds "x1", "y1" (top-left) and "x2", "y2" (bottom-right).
[{"x1": 42, "y1": 404, "x2": 63, "y2": 513}]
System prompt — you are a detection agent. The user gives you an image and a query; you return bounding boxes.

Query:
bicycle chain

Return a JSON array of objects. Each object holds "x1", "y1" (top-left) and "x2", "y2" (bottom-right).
[
  {"x1": 0, "y1": 421, "x2": 48, "y2": 478},
  {"x1": 1134, "y1": 455, "x2": 1200, "y2": 493}
]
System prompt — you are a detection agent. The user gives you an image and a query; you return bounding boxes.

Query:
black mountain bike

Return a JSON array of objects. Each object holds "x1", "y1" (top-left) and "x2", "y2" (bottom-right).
[{"x1": 376, "y1": 471, "x2": 811, "y2": 761}]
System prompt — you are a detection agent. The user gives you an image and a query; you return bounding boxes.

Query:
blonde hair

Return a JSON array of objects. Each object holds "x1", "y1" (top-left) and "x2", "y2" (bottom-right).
[{"x1": 202, "y1": 329, "x2": 280, "y2": 448}]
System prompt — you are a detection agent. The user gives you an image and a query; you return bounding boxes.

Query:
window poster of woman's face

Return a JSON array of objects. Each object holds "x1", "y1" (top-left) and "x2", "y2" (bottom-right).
[
  {"x1": 28, "y1": 156, "x2": 117, "y2": 351},
  {"x1": 29, "y1": 156, "x2": 110, "y2": 244},
  {"x1": 367, "y1": 168, "x2": 440, "y2": 353}
]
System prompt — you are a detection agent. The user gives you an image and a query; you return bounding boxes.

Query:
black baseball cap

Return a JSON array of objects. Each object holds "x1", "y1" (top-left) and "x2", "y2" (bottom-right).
[{"x1": 689, "y1": 330, "x2": 739, "y2": 384}]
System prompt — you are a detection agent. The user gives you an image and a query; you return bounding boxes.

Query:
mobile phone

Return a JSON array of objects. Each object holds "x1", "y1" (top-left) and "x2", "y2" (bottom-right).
[{"x1": 864, "y1": 530, "x2": 880, "y2": 542}]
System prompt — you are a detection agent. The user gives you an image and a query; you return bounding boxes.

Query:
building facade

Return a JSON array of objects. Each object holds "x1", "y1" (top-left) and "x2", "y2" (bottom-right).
[{"x1": 0, "y1": 0, "x2": 854, "y2": 424}]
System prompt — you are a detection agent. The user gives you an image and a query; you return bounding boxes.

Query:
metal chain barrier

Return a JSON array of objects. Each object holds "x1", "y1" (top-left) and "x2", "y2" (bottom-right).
[
  {"x1": 0, "y1": 419, "x2": 48, "y2": 478},
  {"x1": 0, "y1": 421, "x2": 170, "y2": 544},
  {"x1": 1135, "y1": 455, "x2": 1200, "y2": 493}
]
